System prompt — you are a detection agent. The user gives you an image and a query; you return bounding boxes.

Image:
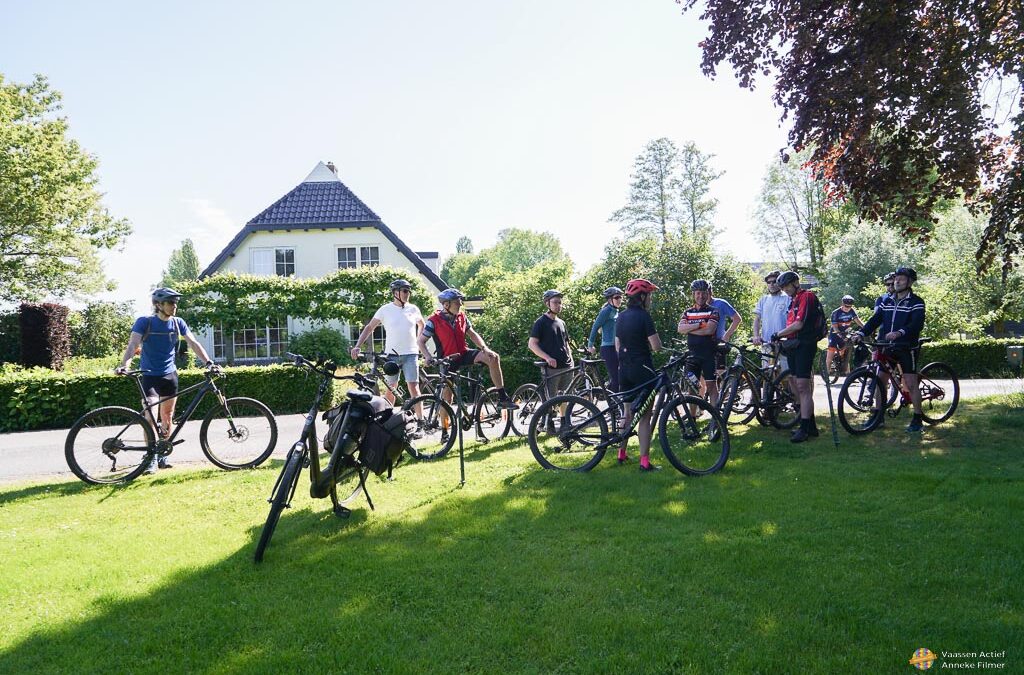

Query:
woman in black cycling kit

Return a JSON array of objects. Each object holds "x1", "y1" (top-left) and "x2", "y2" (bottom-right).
[{"x1": 615, "y1": 278, "x2": 663, "y2": 471}]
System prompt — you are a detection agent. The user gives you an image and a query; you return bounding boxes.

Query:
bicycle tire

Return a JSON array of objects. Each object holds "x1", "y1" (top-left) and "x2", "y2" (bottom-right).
[
  {"x1": 728, "y1": 370, "x2": 758, "y2": 425},
  {"x1": 765, "y1": 370, "x2": 801, "y2": 429},
  {"x1": 254, "y1": 449, "x2": 303, "y2": 563},
  {"x1": 509, "y1": 383, "x2": 542, "y2": 437},
  {"x1": 527, "y1": 395, "x2": 607, "y2": 471},
  {"x1": 65, "y1": 406, "x2": 156, "y2": 485},
  {"x1": 819, "y1": 351, "x2": 841, "y2": 385},
  {"x1": 917, "y1": 362, "x2": 960, "y2": 424},
  {"x1": 475, "y1": 387, "x2": 508, "y2": 441},
  {"x1": 200, "y1": 397, "x2": 278, "y2": 470},
  {"x1": 837, "y1": 368, "x2": 885, "y2": 434},
  {"x1": 658, "y1": 394, "x2": 729, "y2": 476},
  {"x1": 402, "y1": 394, "x2": 457, "y2": 460}
]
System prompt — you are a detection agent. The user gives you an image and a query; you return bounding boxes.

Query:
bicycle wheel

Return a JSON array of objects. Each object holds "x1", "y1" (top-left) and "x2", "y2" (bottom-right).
[
  {"x1": 837, "y1": 368, "x2": 885, "y2": 434},
  {"x1": 254, "y1": 449, "x2": 303, "y2": 563},
  {"x1": 658, "y1": 395, "x2": 730, "y2": 476},
  {"x1": 509, "y1": 383, "x2": 542, "y2": 436},
  {"x1": 727, "y1": 370, "x2": 757, "y2": 425},
  {"x1": 765, "y1": 370, "x2": 801, "y2": 429},
  {"x1": 475, "y1": 387, "x2": 508, "y2": 441},
  {"x1": 402, "y1": 395, "x2": 457, "y2": 460},
  {"x1": 527, "y1": 395, "x2": 608, "y2": 471},
  {"x1": 65, "y1": 406, "x2": 156, "y2": 485},
  {"x1": 200, "y1": 397, "x2": 279, "y2": 469},
  {"x1": 332, "y1": 464, "x2": 367, "y2": 506},
  {"x1": 819, "y1": 351, "x2": 840, "y2": 385},
  {"x1": 917, "y1": 362, "x2": 960, "y2": 424}
]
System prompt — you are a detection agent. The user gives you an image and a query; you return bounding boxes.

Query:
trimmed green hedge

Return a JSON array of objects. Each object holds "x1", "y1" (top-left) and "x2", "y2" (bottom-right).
[
  {"x1": 0, "y1": 365, "x2": 352, "y2": 433},
  {"x1": 920, "y1": 338, "x2": 1023, "y2": 378}
]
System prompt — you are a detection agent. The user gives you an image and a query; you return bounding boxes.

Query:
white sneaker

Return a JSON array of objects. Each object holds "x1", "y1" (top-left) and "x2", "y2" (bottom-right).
[{"x1": 144, "y1": 457, "x2": 158, "y2": 475}]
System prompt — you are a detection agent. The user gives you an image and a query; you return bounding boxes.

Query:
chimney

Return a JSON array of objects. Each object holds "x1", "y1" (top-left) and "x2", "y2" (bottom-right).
[{"x1": 326, "y1": 161, "x2": 337, "y2": 174}]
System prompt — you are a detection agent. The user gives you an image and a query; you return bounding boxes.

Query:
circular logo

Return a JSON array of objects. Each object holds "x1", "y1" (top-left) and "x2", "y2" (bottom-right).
[{"x1": 909, "y1": 648, "x2": 936, "y2": 670}]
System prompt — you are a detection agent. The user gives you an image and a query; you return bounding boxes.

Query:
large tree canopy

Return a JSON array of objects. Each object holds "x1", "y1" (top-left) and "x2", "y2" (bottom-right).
[
  {"x1": 682, "y1": 0, "x2": 1023, "y2": 272},
  {"x1": 0, "y1": 74, "x2": 131, "y2": 301}
]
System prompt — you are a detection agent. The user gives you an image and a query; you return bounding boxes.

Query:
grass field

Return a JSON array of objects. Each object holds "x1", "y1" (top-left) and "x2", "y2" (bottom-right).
[{"x1": 1, "y1": 395, "x2": 1021, "y2": 673}]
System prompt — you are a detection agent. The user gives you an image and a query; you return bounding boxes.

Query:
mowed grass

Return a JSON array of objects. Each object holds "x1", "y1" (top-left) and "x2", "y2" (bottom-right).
[{"x1": 1, "y1": 395, "x2": 1022, "y2": 673}]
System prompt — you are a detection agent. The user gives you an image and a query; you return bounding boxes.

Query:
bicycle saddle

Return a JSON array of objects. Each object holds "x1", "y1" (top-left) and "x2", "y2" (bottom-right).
[
  {"x1": 580, "y1": 358, "x2": 603, "y2": 365},
  {"x1": 347, "y1": 390, "x2": 373, "y2": 402}
]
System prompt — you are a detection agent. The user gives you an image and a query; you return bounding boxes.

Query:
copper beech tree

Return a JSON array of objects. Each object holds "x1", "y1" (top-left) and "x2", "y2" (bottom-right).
[{"x1": 680, "y1": 0, "x2": 1023, "y2": 273}]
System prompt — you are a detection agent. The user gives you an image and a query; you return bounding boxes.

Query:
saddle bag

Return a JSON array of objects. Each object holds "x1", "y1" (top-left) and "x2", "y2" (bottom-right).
[{"x1": 358, "y1": 408, "x2": 414, "y2": 476}]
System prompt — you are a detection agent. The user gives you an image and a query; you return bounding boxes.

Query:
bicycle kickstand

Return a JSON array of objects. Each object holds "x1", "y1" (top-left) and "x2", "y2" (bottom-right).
[
  {"x1": 359, "y1": 470, "x2": 375, "y2": 511},
  {"x1": 330, "y1": 486, "x2": 351, "y2": 519}
]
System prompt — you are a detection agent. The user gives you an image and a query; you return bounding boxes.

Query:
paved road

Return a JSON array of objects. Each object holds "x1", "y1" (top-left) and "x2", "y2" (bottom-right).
[{"x1": 1, "y1": 378, "x2": 1021, "y2": 485}]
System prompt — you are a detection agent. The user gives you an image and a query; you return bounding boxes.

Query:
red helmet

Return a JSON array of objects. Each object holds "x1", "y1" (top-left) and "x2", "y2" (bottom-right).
[{"x1": 624, "y1": 278, "x2": 659, "y2": 295}]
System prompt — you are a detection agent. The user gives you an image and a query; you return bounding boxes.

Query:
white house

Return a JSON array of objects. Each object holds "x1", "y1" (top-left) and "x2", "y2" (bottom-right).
[{"x1": 198, "y1": 161, "x2": 447, "y2": 362}]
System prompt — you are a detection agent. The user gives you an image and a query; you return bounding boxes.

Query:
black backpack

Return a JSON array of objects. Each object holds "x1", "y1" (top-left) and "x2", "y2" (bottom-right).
[{"x1": 810, "y1": 294, "x2": 828, "y2": 341}]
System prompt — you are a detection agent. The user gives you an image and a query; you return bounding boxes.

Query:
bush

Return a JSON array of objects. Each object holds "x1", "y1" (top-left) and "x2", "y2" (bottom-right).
[
  {"x1": 19, "y1": 303, "x2": 71, "y2": 370},
  {"x1": 288, "y1": 327, "x2": 354, "y2": 367},
  {"x1": 70, "y1": 301, "x2": 135, "y2": 358},
  {"x1": 0, "y1": 312, "x2": 18, "y2": 364},
  {"x1": 0, "y1": 364, "x2": 352, "y2": 432},
  {"x1": 920, "y1": 338, "x2": 1023, "y2": 378}
]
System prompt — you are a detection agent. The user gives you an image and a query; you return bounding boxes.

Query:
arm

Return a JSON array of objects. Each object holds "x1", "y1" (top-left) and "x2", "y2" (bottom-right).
[
  {"x1": 691, "y1": 319, "x2": 718, "y2": 337},
  {"x1": 183, "y1": 332, "x2": 213, "y2": 365},
  {"x1": 528, "y1": 337, "x2": 557, "y2": 368},
  {"x1": 349, "y1": 317, "x2": 382, "y2": 360},
  {"x1": 648, "y1": 333, "x2": 663, "y2": 353},
  {"x1": 117, "y1": 332, "x2": 143, "y2": 372},
  {"x1": 466, "y1": 327, "x2": 497, "y2": 357},
  {"x1": 854, "y1": 307, "x2": 884, "y2": 340},
  {"x1": 723, "y1": 312, "x2": 741, "y2": 341},
  {"x1": 752, "y1": 311, "x2": 763, "y2": 345},
  {"x1": 587, "y1": 306, "x2": 607, "y2": 349},
  {"x1": 417, "y1": 331, "x2": 434, "y2": 364}
]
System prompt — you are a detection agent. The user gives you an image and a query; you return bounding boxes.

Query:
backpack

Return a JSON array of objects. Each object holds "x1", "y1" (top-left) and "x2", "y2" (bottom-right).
[
  {"x1": 135, "y1": 315, "x2": 181, "y2": 355},
  {"x1": 810, "y1": 294, "x2": 828, "y2": 341}
]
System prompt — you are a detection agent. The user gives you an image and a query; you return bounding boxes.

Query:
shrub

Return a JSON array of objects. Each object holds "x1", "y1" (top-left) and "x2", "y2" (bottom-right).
[
  {"x1": 0, "y1": 364, "x2": 351, "y2": 432},
  {"x1": 70, "y1": 301, "x2": 135, "y2": 358},
  {"x1": 288, "y1": 327, "x2": 354, "y2": 367},
  {"x1": 920, "y1": 338, "x2": 1023, "y2": 378},
  {"x1": 0, "y1": 312, "x2": 18, "y2": 364},
  {"x1": 19, "y1": 303, "x2": 71, "y2": 370}
]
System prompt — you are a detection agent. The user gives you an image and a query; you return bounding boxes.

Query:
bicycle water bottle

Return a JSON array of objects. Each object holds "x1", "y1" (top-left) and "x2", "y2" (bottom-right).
[{"x1": 685, "y1": 371, "x2": 700, "y2": 389}]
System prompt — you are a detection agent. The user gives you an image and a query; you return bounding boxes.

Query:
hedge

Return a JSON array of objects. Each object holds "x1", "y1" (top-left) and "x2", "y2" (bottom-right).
[
  {"x1": 919, "y1": 338, "x2": 1023, "y2": 378},
  {"x1": 0, "y1": 364, "x2": 353, "y2": 433}
]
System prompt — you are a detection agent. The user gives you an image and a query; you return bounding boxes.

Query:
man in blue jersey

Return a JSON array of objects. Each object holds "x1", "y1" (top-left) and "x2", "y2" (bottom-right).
[
  {"x1": 825, "y1": 295, "x2": 863, "y2": 376},
  {"x1": 707, "y1": 280, "x2": 741, "y2": 375},
  {"x1": 116, "y1": 287, "x2": 218, "y2": 473},
  {"x1": 852, "y1": 267, "x2": 927, "y2": 432}
]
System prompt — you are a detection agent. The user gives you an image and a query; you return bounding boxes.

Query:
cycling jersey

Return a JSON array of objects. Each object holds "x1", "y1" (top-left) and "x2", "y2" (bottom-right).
[
  {"x1": 680, "y1": 304, "x2": 720, "y2": 354},
  {"x1": 587, "y1": 303, "x2": 618, "y2": 349},
  {"x1": 857, "y1": 291, "x2": 926, "y2": 346},
  {"x1": 423, "y1": 310, "x2": 470, "y2": 357},
  {"x1": 829, "y1": 307, "x2": 859, "y2": 348}
]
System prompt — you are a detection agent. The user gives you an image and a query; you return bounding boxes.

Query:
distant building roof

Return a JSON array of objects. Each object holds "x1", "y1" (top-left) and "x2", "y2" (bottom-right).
[{"x1": 200, "y1": 162, "x2": 446, "y2": 290}]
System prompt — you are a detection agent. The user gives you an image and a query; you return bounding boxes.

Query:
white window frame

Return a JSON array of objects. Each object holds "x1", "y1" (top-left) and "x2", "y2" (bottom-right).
[
  {"x1": 337, "y1": 246, "x2": 358, "y2": 269},
  {"x1": 231, "y1": 317, "x2": 290, "y2": 359},
  {"x1": 350, "y1": 324, "x2": 385, "y2": 353},
  {"x1": 251, "y1": 247, "x2": 295, "y2": 276}
]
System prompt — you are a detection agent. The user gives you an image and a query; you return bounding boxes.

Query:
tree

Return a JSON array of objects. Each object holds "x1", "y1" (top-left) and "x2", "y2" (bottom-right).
[
  {"x1": 681, "y1": 0, "x2": 1024, "y2": 273},
  {"x1": 610, "y1": 138, "x2": 683, "y2": 242},
  {"x1": 0, "y1": 74, "x2": 131, "y2": 301},
  {"x1": 678, "y1": 141, "x2": 723, "y2": 236},
  {"x1": 69, "y1": 300, "x2": 135, "y2": 358},
  {"x1": 753, "y1": 148, "x2": 855, "y2": 274},
  {"x1": 818, "y1": 220, "x2": 921, "y2": 310},
  {"x1": 438, "y1": 228, "x2": 570, "y2": 296},
  {"x1": 455, "y1": 236, "x2": 473, "y2": 254},
  {"x1": 159, "y1": 239, "x2": 201, "y2": 288}
]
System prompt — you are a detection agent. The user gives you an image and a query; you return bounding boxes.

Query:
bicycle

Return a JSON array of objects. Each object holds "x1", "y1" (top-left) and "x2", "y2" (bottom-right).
[
  {"x1": 508, "y1": 351, "x2": 616, "y2": 436},
  {"x1": 400, "y1": 355, "x2": 509, "y2": 460},
  {"x1": 526, "y1": 349, "x2": 729, "y2": 475},
  {"x1": 65, "y1": 368, "x2": 278, "y2": 485},
  {"x1": 358, "y1": 351, "x2": 438, "y2": 402},
  {"x1": 836, "y1": 339, "x2": 960, "y2": 434},
  {"x1": 715, "y1": 341, "x2": 801, "y2": 429},
  {"x1": 254, "y1": 353, "x2": 410, "y2": 563}
]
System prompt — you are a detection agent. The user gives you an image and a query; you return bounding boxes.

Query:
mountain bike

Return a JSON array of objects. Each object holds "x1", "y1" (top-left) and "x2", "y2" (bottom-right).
[
  {"x1": 254, "y1": 353, "x2": 410, "y2": 563},
  {"x1": 508, "y1": 351, "x2": 616, "y2": 436},
  {"x1": 65, "y1": 368, "x2": 277, "y2": 485},
  {"x1": 400, "y1": 355, "x2": 508, "y2": 460},
  {"x1": 836, "y1": 339, "x2": 959, "y2": 434},
  {"x1": 526, "y1": 349, "x2": 729, "y2": 476},
  {"x1": 715, "y1": 341, "x2": 800, "y2": 429}
]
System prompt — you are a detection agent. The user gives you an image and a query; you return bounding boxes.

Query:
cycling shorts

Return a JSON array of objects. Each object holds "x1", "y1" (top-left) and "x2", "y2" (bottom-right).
[
  {"x1": 447, "y1": 349, "x2": 481, "y2": 370},
  {"x1": 618, "y1": 358, "x2": 656, "y2": 404},
  {"x1": 141, "y1": 372, "x2": 179, "y2": 401},
  {"x1": 789, "y1": 341, "x2": 818, "y2": 378},
  {"x1": 686, "y1": 352, "x2": 717, "y2": 380},
  {"x1": 876, "y1": 346, "x2": 918, "y2": 375}
]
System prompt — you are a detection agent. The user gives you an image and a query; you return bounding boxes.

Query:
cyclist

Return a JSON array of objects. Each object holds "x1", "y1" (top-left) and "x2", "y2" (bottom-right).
[
  {"x1": 350, "y1": 279, "x2": 426, "y2": 410},
  {"x1": 586, "y1": 286, "x2": 623, "y2": 392},
  {"x1": 752, "y1": 270, "x2": 790, "y2": 369},
  {"x1": 418, "y1": 288, "x2": 517, "y2": 409},
  {"x1": 707, "y1": 280, "x2": 741, "y2": 375},
  {"x1": 677, "y1": 279, "x2": 721, "y2": 411},
  {"x1": 770, "y1": 271, "x2": 821, "y2": 443},
  {"x1": 876, "y1": 272, "x2": 896, "y2": 309},
  {"x1": 825, "y1": 295, "x2": 863, "y2": 376},
  {"x1": 615, "y1": 278, "x2": 663, "y2": 471},
  {"x1": 851, "y1": 266, "x2": 927, "y2": 432},
  {"x1": 115, "y1": 287, "x2": 218, "y2": 473},
  {"x1": 528, "y1": 290, "x2": 575, "y2": 399}
]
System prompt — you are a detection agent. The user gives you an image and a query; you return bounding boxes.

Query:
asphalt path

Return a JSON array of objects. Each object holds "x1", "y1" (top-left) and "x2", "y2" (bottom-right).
[{"x1": 1, "y1": 378, "x2": 1021, "y2": 486}]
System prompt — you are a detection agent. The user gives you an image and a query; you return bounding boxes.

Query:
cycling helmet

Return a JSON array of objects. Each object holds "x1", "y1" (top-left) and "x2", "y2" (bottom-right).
[
  {"x1": 776, "y1": 271, "x2": 800, "y2": 288},
  {"x1": 893, "y1": 266, "x2": 918, "y2": 282},
  {"x1": 152, "y1": 287, "x2": 182, "y2": 303},
  {"x1": 542, "y1": 289, "x2": 564, "y2": 302},
  {"x1": 763, "y1": 270, "x2": 782, "y2": 283},
  {"x1": 437, "y1": 288, "x2": 466, "y2": 302},
  {"x1": 603, "y1": 286, "x2": 623, "y2": 298},
  {"x1": 624, "y1": 278, "x2": 659, "y2": 295},
  {"x1": 883, "y1": 272, "x2": 896, "y2": 283},
  {"x1": 389, "y1": 278, "x2": 412, "y2": 292},
  {"x1": 382, "y1": 360, "x2": 401, "y2": 376},
  {"x1": 842, "y1": 294, "x2": 855, "y2": 304},
  {"x1": 690, "y1": 279, "x2": 711, "y2": 292}
]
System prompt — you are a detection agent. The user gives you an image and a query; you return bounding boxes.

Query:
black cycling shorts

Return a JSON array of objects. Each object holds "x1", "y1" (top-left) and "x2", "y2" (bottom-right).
[
  {"x1": 877, "y1": 346, "x2": 918, "y2": 375},
  {"x1": 618, "y1": 358, "x2": 656, "y2": 404},
  {"x1": 141, "y1": 372, "x2": 179, "y2": 400},
  {"x1": 789, "y1": 341, "x2": 818, "y2": 379},
  {"x1": 686, "y1": 353, "x2": 717, "y2": 380},
  {"x1": 448, "y1": 349, "x2": 481, "y2": 370}
]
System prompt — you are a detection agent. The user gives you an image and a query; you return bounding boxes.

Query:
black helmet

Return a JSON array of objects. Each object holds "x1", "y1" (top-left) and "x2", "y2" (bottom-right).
[
  {"x1": 883, "y1": 272, "x2": 896, "y2": 283},
  {"x1": 603, "y1": 286, "x2": 623, "y2": 298},
  {"x1": 389, "y1": 279, "x2": 412, "y2": 292},
  {"x1": 382, "y1": 360, "x2": 401, "y2": 376},
  {"x1": 690, "y1": 279, "x2": 711, "y2": 292},
  {"x1": 152, "y1": 287, "x2": 182, "y2": 303},
  {"x1": 776, "y1": 271, "x2": 800, "y2": 288},
  {"x1": 842, "y1": 294, "x2": 855, "y2": 304},
  {"x1": 763, "y1": 270, "x2": 782, "y2": 283},
  {"x1": 542, "y1": 289, "x2": 564, "y2": 302},
  {"x1": 894, "y1": 267, "x2": 918, "y2": 282}
]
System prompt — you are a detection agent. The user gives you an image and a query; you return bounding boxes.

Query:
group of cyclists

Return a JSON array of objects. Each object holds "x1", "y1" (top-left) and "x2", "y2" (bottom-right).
[{"x1": 119, "y1": 263, "x2": 927, "y2": 475}]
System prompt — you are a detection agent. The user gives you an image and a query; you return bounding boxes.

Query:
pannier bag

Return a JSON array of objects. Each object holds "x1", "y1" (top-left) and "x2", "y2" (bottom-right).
[
  {"x1": 322, "y1": 403, "x2": 352, "y2": 455},
  {"x1": 359, "y1": 408, "x2": 414, "y2": 476}
]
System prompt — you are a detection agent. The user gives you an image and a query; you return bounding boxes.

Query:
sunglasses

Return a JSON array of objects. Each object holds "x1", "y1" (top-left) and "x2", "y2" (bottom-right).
[{"x1": 611, "y1": 295, "x2": 623, "y2": 300}]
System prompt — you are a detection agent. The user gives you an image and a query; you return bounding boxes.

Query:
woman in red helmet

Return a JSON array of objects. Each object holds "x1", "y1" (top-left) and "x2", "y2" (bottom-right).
[{"x1": 614, "y1": 278, "x2": 663, "y2": 471}]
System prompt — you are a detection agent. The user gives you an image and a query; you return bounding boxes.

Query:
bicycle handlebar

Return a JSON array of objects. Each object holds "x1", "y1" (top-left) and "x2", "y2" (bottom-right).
[{"x1": 285, "y1": 352, "x2": 374, "y2": 387}]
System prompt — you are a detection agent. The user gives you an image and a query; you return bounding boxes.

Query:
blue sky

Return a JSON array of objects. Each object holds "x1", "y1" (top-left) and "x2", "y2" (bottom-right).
[{"x1": 2, "y1": 0, "x2": 790, "y2": 313}]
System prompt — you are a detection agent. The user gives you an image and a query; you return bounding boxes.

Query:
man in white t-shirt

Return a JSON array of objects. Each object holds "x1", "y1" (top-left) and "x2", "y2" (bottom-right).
[
  {"x1": 350, "y1": 279, "x2": 425, "y2": 406},
  {"x1": 751, "y1": 270, "x2": 791, "y2": 370}
]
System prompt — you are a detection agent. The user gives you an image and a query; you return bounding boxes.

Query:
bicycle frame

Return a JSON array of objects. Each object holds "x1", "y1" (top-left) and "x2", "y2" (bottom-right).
[{"x1": 131, "y1": 371, "x2": 230, "y2": 446}]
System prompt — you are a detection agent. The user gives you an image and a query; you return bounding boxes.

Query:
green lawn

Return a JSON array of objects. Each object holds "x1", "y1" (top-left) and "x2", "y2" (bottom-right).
[{"x1": 1, "y1": 395, "x2": 1021, "y2": 673}]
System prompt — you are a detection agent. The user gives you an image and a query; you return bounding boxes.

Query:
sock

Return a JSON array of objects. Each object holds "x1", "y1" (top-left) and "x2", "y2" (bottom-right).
[
  {"x1": 498, "y1": 387, "x2": 509, "y2": 399},
  {"x1": 617, "y1": 448, "x2": 628, "y2": 461},
  {"x1": 640, "y1": 456, "x2": 651, "y2": 469}
]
